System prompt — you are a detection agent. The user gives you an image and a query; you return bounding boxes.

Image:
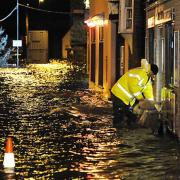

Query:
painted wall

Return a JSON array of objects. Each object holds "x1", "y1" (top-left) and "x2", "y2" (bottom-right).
[{"x1": 88, "y1": 0, "x2": 116, "y2": 99}]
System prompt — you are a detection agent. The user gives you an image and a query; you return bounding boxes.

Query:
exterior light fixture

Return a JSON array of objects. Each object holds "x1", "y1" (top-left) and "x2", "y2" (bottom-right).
[
  {"x1": 84, "y1": 14, "x2": 105, "y2": 28},
  {"x1": 84, "y1": 0, "x2": 90, "y2": 9}
]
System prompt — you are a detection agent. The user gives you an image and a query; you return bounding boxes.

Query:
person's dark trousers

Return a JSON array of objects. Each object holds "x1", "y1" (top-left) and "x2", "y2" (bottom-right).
[{"x1": 111, "y1": 93, "x2": 137, "y2": 126}]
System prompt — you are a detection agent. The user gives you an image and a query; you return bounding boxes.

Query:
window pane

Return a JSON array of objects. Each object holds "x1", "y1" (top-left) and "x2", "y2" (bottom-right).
[
  {"x1": 126, "y1": 9, "x2": 132, "y2": 18},
  {"x1": 126, "y1": 19, "x2": 132, "y2": 29},
  {"x1": 125, "y1": 0, "x2": 132, "y2": 7}
]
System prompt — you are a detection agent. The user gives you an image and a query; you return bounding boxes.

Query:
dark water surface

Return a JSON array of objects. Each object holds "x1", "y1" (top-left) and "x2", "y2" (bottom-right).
[{"x1": 0, "y1": 64, "x2": 180, "y2": 180}]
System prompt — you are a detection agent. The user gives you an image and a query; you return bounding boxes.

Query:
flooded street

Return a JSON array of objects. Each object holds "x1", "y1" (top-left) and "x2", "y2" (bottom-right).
[{"x1": 0, "y1": 62, "x2": 180, "y2": 179}]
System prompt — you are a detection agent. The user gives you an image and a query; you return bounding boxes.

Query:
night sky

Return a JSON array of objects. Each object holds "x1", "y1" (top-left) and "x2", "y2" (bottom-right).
[{"x1": 0, "y1": 0, "x2": 72, "y2": 58}]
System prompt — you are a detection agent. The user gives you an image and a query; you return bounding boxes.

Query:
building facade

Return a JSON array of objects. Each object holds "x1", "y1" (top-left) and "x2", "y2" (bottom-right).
[
  {"x1": 85, "y1": 0, "x2": 145, "y2": 99},
  {"x1": 62, "y1": 0, "x2": 87, "y2": 65},
  {"x1": 145, "y1": 0, "x2": 180, "y2": 138}
]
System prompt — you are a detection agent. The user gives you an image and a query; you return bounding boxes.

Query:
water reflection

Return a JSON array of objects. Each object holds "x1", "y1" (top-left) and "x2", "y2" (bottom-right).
[{"x1": 0, "y1": 63, "x2": 179, "y2": 179}]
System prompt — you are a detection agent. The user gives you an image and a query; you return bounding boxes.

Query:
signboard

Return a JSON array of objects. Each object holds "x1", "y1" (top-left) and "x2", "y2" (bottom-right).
[
  {"x1": 13, "y1": 40, "x2": 22, "y2": 47},
  {"x1": 147, "y1": 16, "x2": 155, "y2": 28},
  {"x1": 155, "y1": 8, "x2": 173, "y2": 25}
]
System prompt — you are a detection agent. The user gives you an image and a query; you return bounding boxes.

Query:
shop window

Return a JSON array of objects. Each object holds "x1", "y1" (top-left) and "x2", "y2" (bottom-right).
[
  {"x1": 165, "y1": 23, "x2": 174, "y2": 87},
  {"x1": 174, "y1": 31, "x2": 179, "y2": 86}
]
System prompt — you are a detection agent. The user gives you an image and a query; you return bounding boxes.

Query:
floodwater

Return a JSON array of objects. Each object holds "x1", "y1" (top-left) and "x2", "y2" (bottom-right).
[{"x1": 0, "y1": 63, "x2": 180, "y2": 180}]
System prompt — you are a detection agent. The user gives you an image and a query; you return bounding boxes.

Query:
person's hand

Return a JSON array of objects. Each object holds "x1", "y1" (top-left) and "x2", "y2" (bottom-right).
[{"x1": 133, "y1": 103, "x2": 143, "y2": 115}]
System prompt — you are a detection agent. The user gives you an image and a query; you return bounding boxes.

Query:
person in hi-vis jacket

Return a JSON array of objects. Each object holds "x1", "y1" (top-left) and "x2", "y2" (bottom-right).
[{"x1": 111, "y1": 59, "x2": 159, "y2": 126}]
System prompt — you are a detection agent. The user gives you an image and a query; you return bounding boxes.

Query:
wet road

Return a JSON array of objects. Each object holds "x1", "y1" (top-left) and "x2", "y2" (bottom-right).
[{"x1": 0, "y1": 63, "x2": 180, "y2": 180}]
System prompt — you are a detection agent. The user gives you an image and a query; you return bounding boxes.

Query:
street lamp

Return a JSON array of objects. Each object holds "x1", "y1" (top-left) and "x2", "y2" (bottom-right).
[
  {"x1": 39, "y1": 0, "x2": 44, "y2": 4},
  {"x1": 17, "y1": 0, "x2": 19, "y2": 67}
]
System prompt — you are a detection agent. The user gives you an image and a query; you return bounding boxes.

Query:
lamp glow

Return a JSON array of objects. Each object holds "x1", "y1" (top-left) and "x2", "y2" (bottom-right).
[{"x1": 84, "y1": 14, "x2": 105, "y2": 28}]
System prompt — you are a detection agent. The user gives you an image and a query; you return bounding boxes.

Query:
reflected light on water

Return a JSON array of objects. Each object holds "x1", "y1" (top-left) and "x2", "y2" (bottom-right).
[{"x1": 0, "y1": 63, "x2": 179, "y2": 179}]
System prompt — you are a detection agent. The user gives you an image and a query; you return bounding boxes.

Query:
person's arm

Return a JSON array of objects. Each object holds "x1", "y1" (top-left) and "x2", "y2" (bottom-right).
[
  {"x1": 132, "y1": 80, "x2": 154, "y2": 109},
  {"x1": 139, "y1": 81, "x2": 161, "y2": 112},
  {"x1": 142, "y1": 81, "x2": 154, "y2": 101}
]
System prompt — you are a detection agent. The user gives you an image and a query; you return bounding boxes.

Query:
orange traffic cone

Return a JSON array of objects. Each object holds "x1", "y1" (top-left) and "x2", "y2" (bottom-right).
[
  {"x1": 5, "y1": 137, "x2": 13, "y2": 153},
  {"x1": 3, "y1": 137, "x2": 15, "y2": 168}
]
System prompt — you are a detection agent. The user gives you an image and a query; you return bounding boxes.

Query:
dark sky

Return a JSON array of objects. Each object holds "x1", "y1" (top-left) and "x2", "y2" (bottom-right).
[
  {"x1": 0, "y1": 0, "x2": 73, "y2": 58},
  {"x1": 0, "y1": 0, "x2": 71, "y2": 38}
]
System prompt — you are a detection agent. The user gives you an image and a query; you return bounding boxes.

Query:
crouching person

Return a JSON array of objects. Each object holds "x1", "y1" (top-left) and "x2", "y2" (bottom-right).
[{"x1": 111, "y1": 60, "x2": 159, "y2": 128}]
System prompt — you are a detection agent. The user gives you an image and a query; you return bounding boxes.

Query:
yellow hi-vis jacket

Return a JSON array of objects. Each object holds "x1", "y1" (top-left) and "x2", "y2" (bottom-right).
[{"x1": 111, "y1": 67, "x2": 154, "y2": 107}]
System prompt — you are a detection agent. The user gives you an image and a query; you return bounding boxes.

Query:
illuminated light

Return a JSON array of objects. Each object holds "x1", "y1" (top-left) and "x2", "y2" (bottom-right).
[
  {"x1": 84, "y1": 14, "x2": 105, "y2": 28},
  {"x1": 103, "y1": 20, "x2": 108, "y2": 25},
  {"x1": 3, "y1": 137, "x2": 15, "y2": 168},
  {"x1": 84, "y1": 0, "x2": 90, "y2": 9},
  {"x1": 147, "y1": 16, "x2": 155, "y2": 28},
  {"x1": 39, "y1": 0, "x2": 44, "y2": 3},
  {"x1": 84, "y1": 20, "x2": 96, "y2": 28}
]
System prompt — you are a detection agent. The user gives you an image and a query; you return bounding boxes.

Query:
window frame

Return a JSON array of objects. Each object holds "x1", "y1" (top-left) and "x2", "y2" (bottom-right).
[{"x1": 119, "y1": 0, "x2": 134, "y2": 33}]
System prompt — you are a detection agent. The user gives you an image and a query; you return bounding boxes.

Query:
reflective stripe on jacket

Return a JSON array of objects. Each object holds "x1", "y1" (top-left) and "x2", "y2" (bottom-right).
[{"x1": 111, "y1": 67, "x2": 154, "y2": 106}]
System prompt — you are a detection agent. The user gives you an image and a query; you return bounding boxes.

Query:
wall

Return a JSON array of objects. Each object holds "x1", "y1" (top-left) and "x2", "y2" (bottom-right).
[
  {"x1": 88, "y1": 0, "x2": 116, "y2": 98},
  {"x1": 133, "y1": 0, "x2": 145, "y2": 67},
  {"x1": 62, "y1": 31, "x2": 71, "y2": 59}
]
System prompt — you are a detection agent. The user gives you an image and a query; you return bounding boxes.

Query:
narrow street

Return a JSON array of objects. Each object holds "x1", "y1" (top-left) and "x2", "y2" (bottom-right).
[{"x1": 0, "y1": 62, "x2": 180, "y2": 179}]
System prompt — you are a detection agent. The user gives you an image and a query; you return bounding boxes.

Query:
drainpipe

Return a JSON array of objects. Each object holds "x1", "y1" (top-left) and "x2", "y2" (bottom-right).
[{"x1": 155, "y1": 27, "x2": 164, "y2": 103}]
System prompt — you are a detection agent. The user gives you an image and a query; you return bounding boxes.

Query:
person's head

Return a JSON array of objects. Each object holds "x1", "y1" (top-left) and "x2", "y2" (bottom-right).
[
  {"x1": 149, "y1": 64, "x2": 158, "y2": 81},
  {"x1": 150, "y1": 64, "x2": 158, "y2": 75}
]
